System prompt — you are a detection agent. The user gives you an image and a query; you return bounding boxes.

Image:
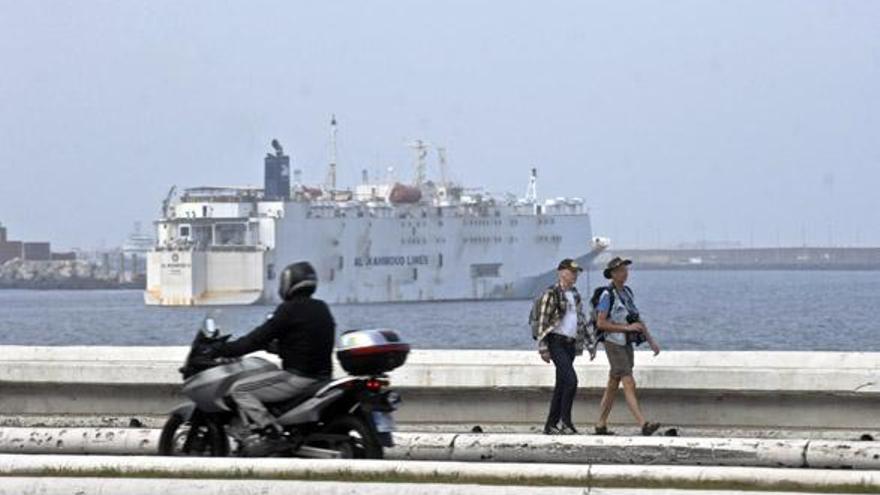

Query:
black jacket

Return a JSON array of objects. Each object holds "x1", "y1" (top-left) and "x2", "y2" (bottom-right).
[{"x1": 215, "y1": 297, "x2": 336, "y2": 379}]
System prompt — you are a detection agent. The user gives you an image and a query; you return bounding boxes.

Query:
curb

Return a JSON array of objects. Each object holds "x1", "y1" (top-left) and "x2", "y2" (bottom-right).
[
  {"x1": 0, "y1": 454, "x2": 878, "y2": 493},
  {"x1": 0, "y1": 428, "x2": 879, "y2": 469},
  {"x1": 0, "y1": 477, "x2": 860, "y2": 495}
]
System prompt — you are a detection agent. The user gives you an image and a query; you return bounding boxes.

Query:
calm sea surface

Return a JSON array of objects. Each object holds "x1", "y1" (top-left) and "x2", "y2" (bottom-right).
[{"x1": 0, "y1": 270, "x2": 877, "y2": 351}]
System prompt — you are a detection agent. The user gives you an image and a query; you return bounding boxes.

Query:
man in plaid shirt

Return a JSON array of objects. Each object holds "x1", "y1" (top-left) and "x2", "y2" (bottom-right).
[{"x1": 532, "y1": 258, "x2": 597, "y2": 435}]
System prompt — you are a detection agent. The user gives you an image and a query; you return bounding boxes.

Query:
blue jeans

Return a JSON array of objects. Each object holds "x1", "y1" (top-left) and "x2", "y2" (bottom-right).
[{"x1": 545, "y1": 333, "x2": 578, "y2": 428}]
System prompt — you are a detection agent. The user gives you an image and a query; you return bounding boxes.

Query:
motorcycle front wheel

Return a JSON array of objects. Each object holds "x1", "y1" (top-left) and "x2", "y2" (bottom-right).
[
  {"x1": 311, "y1": 414, "x2": 383, "y2": 459},
  {"x1": 158, "y1": 413, "x2": 229, "y2": 456}
]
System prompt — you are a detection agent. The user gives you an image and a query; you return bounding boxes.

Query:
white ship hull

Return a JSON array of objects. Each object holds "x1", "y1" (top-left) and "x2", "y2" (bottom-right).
[{"x1": 145, "y1": 200, "x2": 597, "y2": 306}]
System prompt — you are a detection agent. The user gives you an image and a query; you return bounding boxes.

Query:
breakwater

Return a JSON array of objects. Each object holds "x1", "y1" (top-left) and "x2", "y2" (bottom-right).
[{"x1": 610, "y1": 247, "x2": 880, "y2": 270}]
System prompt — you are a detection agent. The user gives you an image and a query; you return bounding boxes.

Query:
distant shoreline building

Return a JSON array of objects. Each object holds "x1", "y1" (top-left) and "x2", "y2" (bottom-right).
[
  {"x1": 0, "y1": 222, "x2": 73, "y2": 264},
  {"x1": 0, "y1": 222, "x2": 148, "y2": 290}
]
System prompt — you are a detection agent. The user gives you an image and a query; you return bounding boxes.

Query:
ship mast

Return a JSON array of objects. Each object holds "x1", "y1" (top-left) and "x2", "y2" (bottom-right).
[
  {"x1": 326, "y1": 115, "x2": 338, "y2": 191},
  {"x1": 524, "y1": 167, "x2": 538, "y2": 202},
  {"x1": 436, "y1": 146, "x2": 449, "y2": 189},
  {"x1": 161, "y1": 185, "x2": 177, "y2": 217},
  {"x1": 409, "y1": 139, "x2": 429, "y2": 187}
]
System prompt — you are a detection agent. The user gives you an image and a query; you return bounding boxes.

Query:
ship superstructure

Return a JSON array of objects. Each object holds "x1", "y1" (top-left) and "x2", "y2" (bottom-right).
[{"x1": 145, "y1": 123, "x2": 605, "y2": 305}]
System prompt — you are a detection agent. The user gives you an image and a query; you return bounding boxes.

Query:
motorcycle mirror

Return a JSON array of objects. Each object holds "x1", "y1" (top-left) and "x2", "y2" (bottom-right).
[{"x1": 202, "y1": 317, "x2": 218, "y2": 338}]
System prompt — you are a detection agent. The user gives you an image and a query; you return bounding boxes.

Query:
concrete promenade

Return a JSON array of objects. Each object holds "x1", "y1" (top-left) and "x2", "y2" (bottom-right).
[{"x1": 1, "y1": 346, "x2": 879, "y2": 432}]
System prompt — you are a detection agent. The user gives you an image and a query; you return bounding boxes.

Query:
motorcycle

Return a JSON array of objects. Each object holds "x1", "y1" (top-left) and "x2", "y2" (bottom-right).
[{"x1": 158, "y1": 317, "x2": 409, "y2": 459}]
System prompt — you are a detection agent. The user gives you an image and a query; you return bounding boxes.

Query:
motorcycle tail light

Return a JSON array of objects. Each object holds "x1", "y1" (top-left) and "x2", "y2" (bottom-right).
[{"x1": 365, "y1": 379, "x2": 387, "y2": 392}]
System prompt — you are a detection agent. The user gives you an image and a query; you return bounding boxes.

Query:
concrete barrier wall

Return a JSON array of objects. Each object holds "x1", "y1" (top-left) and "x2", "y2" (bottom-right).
[{"x1": 1, "y1": 347, "x2": 878, "y2": 430}]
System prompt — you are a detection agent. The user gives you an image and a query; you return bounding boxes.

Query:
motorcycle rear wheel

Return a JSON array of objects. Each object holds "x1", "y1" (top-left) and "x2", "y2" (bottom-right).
[
  {"x1": 311, "y1": 414, "x2": 383, "y2": 459},
  {"x1": 158, "y1": 413, "x2": 229, "y2": 456}
]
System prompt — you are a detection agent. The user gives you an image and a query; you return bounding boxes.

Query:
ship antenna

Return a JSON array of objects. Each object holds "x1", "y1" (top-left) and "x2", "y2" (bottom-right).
[
  {"x1": 437, "y1": 146, "x2": 449, "y2": 189},
  {"x1": 524, "y1": 167, "x2": 538, "y2": 202},
  {"x1": 271, "y1": 139, "x2": 284, "y2": 156},
  {"x1": 326, "y1": 114, "x2": 338, "y2": 191}
]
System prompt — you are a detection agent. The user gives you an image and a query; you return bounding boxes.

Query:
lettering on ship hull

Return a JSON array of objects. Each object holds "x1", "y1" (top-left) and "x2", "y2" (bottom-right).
[{"x1": 354, "y1": 254, "x2": 430, "y2": 267}]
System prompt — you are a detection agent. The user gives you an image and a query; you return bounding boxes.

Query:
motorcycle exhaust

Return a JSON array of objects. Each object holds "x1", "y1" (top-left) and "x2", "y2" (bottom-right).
[{"x1": 296, "y1": 445, "x2": 343, "y2": 459}]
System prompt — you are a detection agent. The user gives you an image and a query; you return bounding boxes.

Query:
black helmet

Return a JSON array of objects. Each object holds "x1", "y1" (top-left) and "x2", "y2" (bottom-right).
[{"x1": 278, "y1": 261, "x2": 318, "y2": 300}]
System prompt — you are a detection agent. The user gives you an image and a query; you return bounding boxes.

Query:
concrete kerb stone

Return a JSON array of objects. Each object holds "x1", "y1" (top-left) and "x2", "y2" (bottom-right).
[
  {"x1": 0, "y1": 478, "x2": 865, "y2": 495},
  {"x1": 1, "y1": 455, "x2": 880, "y2": 493},
  {"x1": 0, "y1": 478, "x2": 576, "y2": 495},
  {"x1": 3, "y1": 415, "x2": 878, "y2": 442},
  {"x1": 806, "y1": 440, "x2": 880, "y2": 470},
  {"x1": 0, "y1": 428, "x2": 159, "y2": 456},
  {"x1": 586, "y1": 464, "x2": 880, "y2": 493},
  {"x1": 0, "y1": 428, "x2": 458, "y2": 460},
  {"x1": 446, "y1": 434, "x2": 810, "y2": 467},
  {"x1": 391, "y1": 432, "x2": 458, "y2": 461},
  {"x1": 1, "y1": 428, "x2": 879, "y2": 470}
]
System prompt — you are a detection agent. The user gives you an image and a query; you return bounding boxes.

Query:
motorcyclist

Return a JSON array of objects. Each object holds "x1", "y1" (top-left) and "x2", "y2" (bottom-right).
[{"x1": 211, "y1": 261, "x2": 336, "y2": 440}]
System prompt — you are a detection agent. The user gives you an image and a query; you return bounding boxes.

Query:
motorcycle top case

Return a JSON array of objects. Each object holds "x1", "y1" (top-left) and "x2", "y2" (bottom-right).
[{"x1": 336, "y1": 329, "x2": 410, "y2": 376}]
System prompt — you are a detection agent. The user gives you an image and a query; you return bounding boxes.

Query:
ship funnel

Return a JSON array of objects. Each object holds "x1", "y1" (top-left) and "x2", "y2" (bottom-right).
[{"x1": 265, "y1": 139, "x2": 291, "y2": 200}]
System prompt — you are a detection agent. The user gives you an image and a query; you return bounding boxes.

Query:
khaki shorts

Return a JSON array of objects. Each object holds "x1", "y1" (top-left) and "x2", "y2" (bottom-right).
[{"x1": 604, "y1": 341, "x2": 634, "y2": 378}]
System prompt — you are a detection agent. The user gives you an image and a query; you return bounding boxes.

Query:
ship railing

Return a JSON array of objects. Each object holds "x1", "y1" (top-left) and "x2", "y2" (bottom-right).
[
  {"x1": 152, "y1": 242, "x2": 263, "y2": 253},
  {"x1": 202, "y1": 245, "x2": 264, "y2": 252}
]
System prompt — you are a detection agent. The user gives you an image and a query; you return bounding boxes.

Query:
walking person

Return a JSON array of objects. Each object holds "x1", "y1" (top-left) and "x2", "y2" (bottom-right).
[
  {"x1": 532, "y1": 258, "x2": 597, "y2": 435},
  {"x1": 594, "y1": 257, "x2": 662, "y2": 436}
]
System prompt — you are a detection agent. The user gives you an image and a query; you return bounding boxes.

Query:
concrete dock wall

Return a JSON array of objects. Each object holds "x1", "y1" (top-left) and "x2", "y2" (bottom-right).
[{"x1": 0, "y1": 347, "x2": 878, "y2": 430}]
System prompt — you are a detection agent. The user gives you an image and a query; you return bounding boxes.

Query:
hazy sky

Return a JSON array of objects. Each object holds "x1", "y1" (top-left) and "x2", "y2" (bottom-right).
[{"x1": 1, "y1": 0, "x2": 878, "y2": 250}]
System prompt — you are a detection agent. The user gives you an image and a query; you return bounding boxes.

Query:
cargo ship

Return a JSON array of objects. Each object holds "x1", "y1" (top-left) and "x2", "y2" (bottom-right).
[{"x1": 145, "y1": 120, "x2": 606, "y2": 305}]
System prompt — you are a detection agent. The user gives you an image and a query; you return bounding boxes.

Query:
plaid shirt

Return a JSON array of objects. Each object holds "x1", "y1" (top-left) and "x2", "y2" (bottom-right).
[{"x1": 533, "y1": 284, "x2": 596, "y2": 357}]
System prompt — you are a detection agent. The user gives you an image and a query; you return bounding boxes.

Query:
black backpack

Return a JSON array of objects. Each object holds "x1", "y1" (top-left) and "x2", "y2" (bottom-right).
[{"x1": 588, "y1": 285, "x2": 645, "y2": 346}]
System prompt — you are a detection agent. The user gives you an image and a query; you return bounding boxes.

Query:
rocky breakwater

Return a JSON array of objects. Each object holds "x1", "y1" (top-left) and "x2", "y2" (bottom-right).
[{"x1": 0, "y1": 259, "x2": 144, "y2": 290}]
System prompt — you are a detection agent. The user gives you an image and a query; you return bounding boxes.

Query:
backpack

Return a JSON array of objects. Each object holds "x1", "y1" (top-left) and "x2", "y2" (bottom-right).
[
  {"x1": 587, "y1": 286, "x2": 612, "y2": 343},
  {"x1": 588, "y1": 285, "x2": 645, "y2": 346},
  {"x1": 528, "y1": 285, "x2": 559, "y2": 340}
]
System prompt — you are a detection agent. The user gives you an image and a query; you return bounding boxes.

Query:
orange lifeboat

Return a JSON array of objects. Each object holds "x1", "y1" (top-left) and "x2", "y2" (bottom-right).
[
  {"x1": 388, "y1": 183, "x2": 422, "y2": 203},
  {"x1": 302, "y1": 186, "x2": 323, "y2": 199}
]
